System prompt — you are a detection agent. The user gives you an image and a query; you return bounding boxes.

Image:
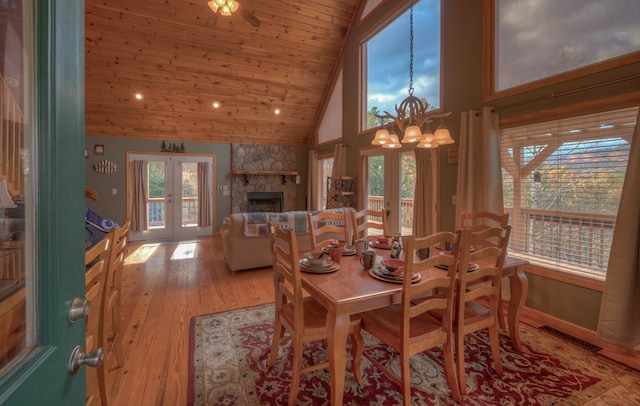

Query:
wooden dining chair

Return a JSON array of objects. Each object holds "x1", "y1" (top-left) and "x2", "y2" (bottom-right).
[
  {"x1": 458, "y1": 211, "x2": 508, "y2": 238},
  {"x1": 306, "y1": 210, "x2": 350, "y2": 249},
  {"x1": 84, "y1": 236, "x2": 110, "y2": 406},
  {"x1": 358, "y1": 231, "x2": 462, "y2": 405},
  {"x1": 350, "y1": 208, "x2": 388, "y2": 243},
  {"x1": 103, "y1": 219, "x2": 130, "y2": 368},
  {"x1": 267, "y1": 223, "x2": 364, "y2": 406},
  {"x1": 458, "y1": 211, "x2": 509, "y2": 327},
  {"x1": 453, "y1": 225, "x2": 511, "y2": 395}
]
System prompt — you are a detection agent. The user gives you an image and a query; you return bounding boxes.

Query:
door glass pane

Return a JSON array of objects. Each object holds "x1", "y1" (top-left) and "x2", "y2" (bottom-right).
[
  {"x1": 318, "y1": 158, "x2": 333, "y2": 209},
  {"x1": 400, "y1": 152, "x2": 415, "y2": 235},
  {"x1": 367, "y1": 155, "x2": 384, "y2": 211},
  {"x1": 147, "y1": 161, "x2": 166, "y2": 229},
  {"x1": 0, "y1": 0, "x2": 35, "y2": 373},
  {"x1": 180, "y1": 162, "x2": 198, "y2": 228}
]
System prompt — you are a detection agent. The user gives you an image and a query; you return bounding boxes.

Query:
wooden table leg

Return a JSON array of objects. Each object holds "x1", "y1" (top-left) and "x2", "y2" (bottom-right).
[
  {"x1": 508, "y1": 266, "x2": 528, "y2": 352},
  {"x1": 327, "y1": 309, "x2": 349, "y2": 406}
]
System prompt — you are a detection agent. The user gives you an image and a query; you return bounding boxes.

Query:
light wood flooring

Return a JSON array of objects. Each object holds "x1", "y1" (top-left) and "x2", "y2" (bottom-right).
[
  {"x1": 102, "y1": 234, "x2": 637, "y2": 405},
  {"x1": 102, "y1": 234, "x2": 274, "y2": 406}
]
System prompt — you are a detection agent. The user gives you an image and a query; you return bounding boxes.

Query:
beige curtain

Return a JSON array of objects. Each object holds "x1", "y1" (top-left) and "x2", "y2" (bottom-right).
[
  {"x1": 331, "y1": 143, "x2": 347, "y2": 177},
  {"x1": 308, "y1": 150, "x2": 318, "y2": 210},
  {"x1": 358, "y1": 154, "x2": 368, "y2": 210},
  {"x1": 455, "y1": 106, "x2": 504, "y2": 229},
  {"x1": 130, "y1": 160, "x2": 148, "y2": 232},
  {"x1": 413, "y1": 148, "x2": 436, "y2": 237},
  {"x1": 197, "y1": 162, "x2": 211, "y2": 227},
  {"x1": 597, "y1": 108, "x2": 640, "y2": 350}
]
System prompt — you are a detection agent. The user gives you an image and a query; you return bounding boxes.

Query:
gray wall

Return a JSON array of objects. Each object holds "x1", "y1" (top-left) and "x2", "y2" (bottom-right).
[
  {"x1": 85, "y1": 135, "x2": 232, "y2": 230},
  {"x1": 85, "y1": 136, "x2": 310, "y2": 230}
]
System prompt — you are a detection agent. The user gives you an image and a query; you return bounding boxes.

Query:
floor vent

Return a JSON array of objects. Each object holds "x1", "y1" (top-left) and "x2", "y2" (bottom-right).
[{"x1": 540, "y1": 325, "x2": 602, "y2": 352}]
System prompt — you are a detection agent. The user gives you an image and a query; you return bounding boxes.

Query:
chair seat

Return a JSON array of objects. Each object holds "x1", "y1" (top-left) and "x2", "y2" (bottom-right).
[
  {"x1": 282, "y1": 297, "x2": 362, "y2": 337},
  {"x1": 360, "y1": 305, "x2": 445, "y2": 348}
]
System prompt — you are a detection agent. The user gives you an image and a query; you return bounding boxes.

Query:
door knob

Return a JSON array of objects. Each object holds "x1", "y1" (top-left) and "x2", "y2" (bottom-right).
[
  {"x1": 68, "y1": 297, "x2": 90, "y2": 322},
  {"x1": 68, "y1": 346, "x2": 104, "y2": 374}
]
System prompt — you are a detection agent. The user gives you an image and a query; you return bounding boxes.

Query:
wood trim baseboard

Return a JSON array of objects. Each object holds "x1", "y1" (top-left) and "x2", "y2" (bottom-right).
[{"x1": 519, "y1": 305, "x2": 640, "y2": 371}]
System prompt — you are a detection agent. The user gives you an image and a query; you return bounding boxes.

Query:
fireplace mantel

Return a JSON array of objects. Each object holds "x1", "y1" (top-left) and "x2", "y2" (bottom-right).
[{"x1": 232, "y1": 170, "x2": 299, "y2": 185}]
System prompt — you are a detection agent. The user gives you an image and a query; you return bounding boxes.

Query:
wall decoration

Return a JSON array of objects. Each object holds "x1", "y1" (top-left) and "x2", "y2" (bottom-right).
[
  {"x1": 94, "y1": 144, "x2": 104, "y2": 155},
  {"x1": 161, "y1": 141, "x2": 185, "y2": 153},
  {"x1": 93, "y1": 160, "x2": 117, "y2": 174}
]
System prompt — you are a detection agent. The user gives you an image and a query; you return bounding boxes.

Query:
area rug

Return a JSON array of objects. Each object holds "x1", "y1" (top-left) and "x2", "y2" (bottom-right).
[{"x1": 188, "y1": 304, "x2": 640, "y2": 405}]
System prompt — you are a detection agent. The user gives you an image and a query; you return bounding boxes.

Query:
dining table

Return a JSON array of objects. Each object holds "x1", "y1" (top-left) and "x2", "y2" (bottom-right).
[{"x1": 299, "y1": 245, "x2": 529, "y2": 406}]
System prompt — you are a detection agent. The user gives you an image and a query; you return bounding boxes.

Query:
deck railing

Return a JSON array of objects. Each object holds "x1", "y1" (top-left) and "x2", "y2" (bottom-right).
[
  {"x1": 506, "y1": 207, "x2": 613, "y2": 275},
  {"x1": 367, "y1": 196, "x2": 415, "y2": 230},
  {"x1": 147, "y1": 197, "x2": 198, "y2": 228}
]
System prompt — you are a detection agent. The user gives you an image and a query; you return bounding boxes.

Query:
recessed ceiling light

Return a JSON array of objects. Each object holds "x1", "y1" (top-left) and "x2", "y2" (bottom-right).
[
  {"x1": 213, "y1": 101, "x2": 221, "y2": 109},
  {"x1": 274, "y1": 108, "x2": 281, "y2": 115},
  {"x1": 134, "y1": 92, "x2": 144, "y2": 100}
]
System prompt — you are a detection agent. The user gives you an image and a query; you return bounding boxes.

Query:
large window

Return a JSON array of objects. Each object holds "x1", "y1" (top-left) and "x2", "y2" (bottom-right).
[
  {"x1": 501, "y1": 106, "x2": 637, "y2": 279},
  {"x1": 362, "y1": 0, "x2": 441, "y2": 130},
  {"x1": 490, "y1": 0, "x2": 640, "y2": 94}
]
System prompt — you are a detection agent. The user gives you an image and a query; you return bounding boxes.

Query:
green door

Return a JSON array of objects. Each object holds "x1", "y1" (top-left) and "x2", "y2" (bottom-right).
[{"x1": 0, "y1": 0, "x2": 87, "y2": 404}]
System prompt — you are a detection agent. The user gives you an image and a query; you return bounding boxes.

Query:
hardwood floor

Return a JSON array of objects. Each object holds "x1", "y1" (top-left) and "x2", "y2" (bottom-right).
[
  {"x1": 102, "y1": 234, "x2": 274, "y2": 406},
  {"x1": 102, "y1": 233, "x2": 637, "y2": 405}
]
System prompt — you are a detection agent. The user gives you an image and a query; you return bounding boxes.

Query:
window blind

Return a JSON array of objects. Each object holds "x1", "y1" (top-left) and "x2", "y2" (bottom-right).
[{"x1": 500, "y1": 106, "x2": 638, "y2": 279}]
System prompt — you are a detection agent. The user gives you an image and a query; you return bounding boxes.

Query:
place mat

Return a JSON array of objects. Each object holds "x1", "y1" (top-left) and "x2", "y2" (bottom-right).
[
  {"x1": 369, "y1": 266, "x2": 421, "y2": 284},
  {"x1": 299, "y1": 260, "x2": 340, "y2": 274}
]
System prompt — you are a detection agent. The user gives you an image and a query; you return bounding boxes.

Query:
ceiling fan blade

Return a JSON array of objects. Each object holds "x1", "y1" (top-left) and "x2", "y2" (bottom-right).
[
  {"x1": 207, "y1": 12, "x2": 219, "y2": 27},
  {"x1": 241, "y1": 8, "x2": 261, "y2": 27}
]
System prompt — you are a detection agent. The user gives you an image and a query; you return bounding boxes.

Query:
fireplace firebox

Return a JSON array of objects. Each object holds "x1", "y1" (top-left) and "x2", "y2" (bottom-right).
[{"x1": 247, "y1": 192, "x2": 283, "y2": 212}]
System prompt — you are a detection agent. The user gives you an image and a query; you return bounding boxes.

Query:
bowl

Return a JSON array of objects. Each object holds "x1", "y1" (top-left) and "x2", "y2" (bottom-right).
[
  {"x1": 376, "y1": 236, "x2": 390, "y2": 246},
  {"x1": 305, "y1": 252, "x2": 327, "y2": 267},
  {"x1": 382, "y1": 259, "x2": 405, "y2": 274}
]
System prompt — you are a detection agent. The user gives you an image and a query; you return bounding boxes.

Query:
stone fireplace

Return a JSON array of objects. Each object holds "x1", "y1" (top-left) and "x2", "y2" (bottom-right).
[{"x1": 231, "y1": 144, "x2": 298, "y2": 213}]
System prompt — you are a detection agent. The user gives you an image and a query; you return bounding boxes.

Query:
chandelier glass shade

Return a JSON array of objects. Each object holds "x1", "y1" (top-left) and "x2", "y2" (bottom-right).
[
  {"x1": 208, "y1": 0, "x2": 239, "y2": 16},
  {"x1": 371, "y1": 0, "x2": 453, "y2": 149}
]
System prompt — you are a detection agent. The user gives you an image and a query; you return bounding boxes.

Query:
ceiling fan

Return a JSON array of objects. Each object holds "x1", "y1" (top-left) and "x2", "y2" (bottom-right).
[{"x1": 206, "y1": 0, "x2": 261, "y2": 28}]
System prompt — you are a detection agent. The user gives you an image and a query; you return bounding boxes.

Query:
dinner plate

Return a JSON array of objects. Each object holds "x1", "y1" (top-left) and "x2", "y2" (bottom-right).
[
  {"x1": 299, "y1": 258, "x2": 334, "y2": 270},
  {"x1": 369, "y1": 266, "x2": 421, "y2": 284},
  {"x1": 299, "y1": 260, "x2": 340, "y2": 274},
  {"x1": 322, "y1": 246, "x2": 357, "y2": 256},
  {"x1": 435, "y1": 262, "x2": 480, "y2": 272},
  {"x1": 370, "y1": 241, "x2": 392, "y2": 250}
]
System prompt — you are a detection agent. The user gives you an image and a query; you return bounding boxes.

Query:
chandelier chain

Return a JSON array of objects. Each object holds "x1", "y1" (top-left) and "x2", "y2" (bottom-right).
[{"x1": 409, "y1": 0, "x2": 414, "y2": 96}]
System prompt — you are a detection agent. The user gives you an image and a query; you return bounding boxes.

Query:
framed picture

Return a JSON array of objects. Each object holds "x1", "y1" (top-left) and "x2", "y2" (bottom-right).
[{"x1": 94, "y1": 144, "x2": 104, "y2": 155}]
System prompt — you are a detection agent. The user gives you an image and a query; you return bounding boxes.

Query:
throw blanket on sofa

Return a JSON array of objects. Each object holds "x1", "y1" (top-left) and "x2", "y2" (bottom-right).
[{"x1": 243, "y1": 208, "x2": 351, "y2": 237}]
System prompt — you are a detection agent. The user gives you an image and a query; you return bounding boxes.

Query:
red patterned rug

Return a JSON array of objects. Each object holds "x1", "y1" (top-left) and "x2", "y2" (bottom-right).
[{"x1": 188, "y1": 304, "x2": 639, "y2": 405}]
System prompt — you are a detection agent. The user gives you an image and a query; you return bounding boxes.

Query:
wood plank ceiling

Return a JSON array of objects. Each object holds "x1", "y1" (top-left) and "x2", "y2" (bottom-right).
[{"x1": 85, "y1": 0, "x2": 361, "y2": 147}]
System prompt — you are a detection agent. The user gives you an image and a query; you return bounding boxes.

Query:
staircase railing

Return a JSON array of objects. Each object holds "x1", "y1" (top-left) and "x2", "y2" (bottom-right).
[{"x1": 1, "y1": 74, "x2": 24, "y2": 196}]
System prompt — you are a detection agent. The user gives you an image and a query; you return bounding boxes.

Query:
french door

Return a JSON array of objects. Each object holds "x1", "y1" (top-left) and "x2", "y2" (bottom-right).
[
  {"x1": 128, "y1": 153, "x2": 214, "y2": 241},
  {"x1": 360, "y1": 149, "x2": 421, "y2": 236}
]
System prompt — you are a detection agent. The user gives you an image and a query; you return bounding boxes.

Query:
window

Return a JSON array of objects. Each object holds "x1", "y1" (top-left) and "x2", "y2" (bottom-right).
[
  {"x1": 490, "y1": 0, "x2": 640, "y2": 94},
  {"x1": 501, "y1": 106, "x2": 637, "y2": 279},
  {"x1": 318, "y1": 157, "x2": 334, "y2": 209},
  {"x1": 362, "y1": 0, "x2": 441, "y2": 131}
]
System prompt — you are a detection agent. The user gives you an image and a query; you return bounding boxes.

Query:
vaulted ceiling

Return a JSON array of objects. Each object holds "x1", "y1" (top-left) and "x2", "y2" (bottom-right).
[{"x1": 85, "y1": 0, "x2": 362, "y2": 147}]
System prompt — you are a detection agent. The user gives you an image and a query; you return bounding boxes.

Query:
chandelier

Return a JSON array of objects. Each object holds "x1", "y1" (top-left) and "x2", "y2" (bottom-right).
[
  {"x1": 371, "y1": 0, "x2": 454, "y2": 149},
  {"x1": 208, "y1": 0, "x2": 239, "y2": 16}
]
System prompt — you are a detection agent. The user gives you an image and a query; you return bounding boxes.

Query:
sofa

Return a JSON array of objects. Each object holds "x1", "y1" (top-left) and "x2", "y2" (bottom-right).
[{"x1": 220, "y1": 208, "x2": 354, "y2": 271}]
